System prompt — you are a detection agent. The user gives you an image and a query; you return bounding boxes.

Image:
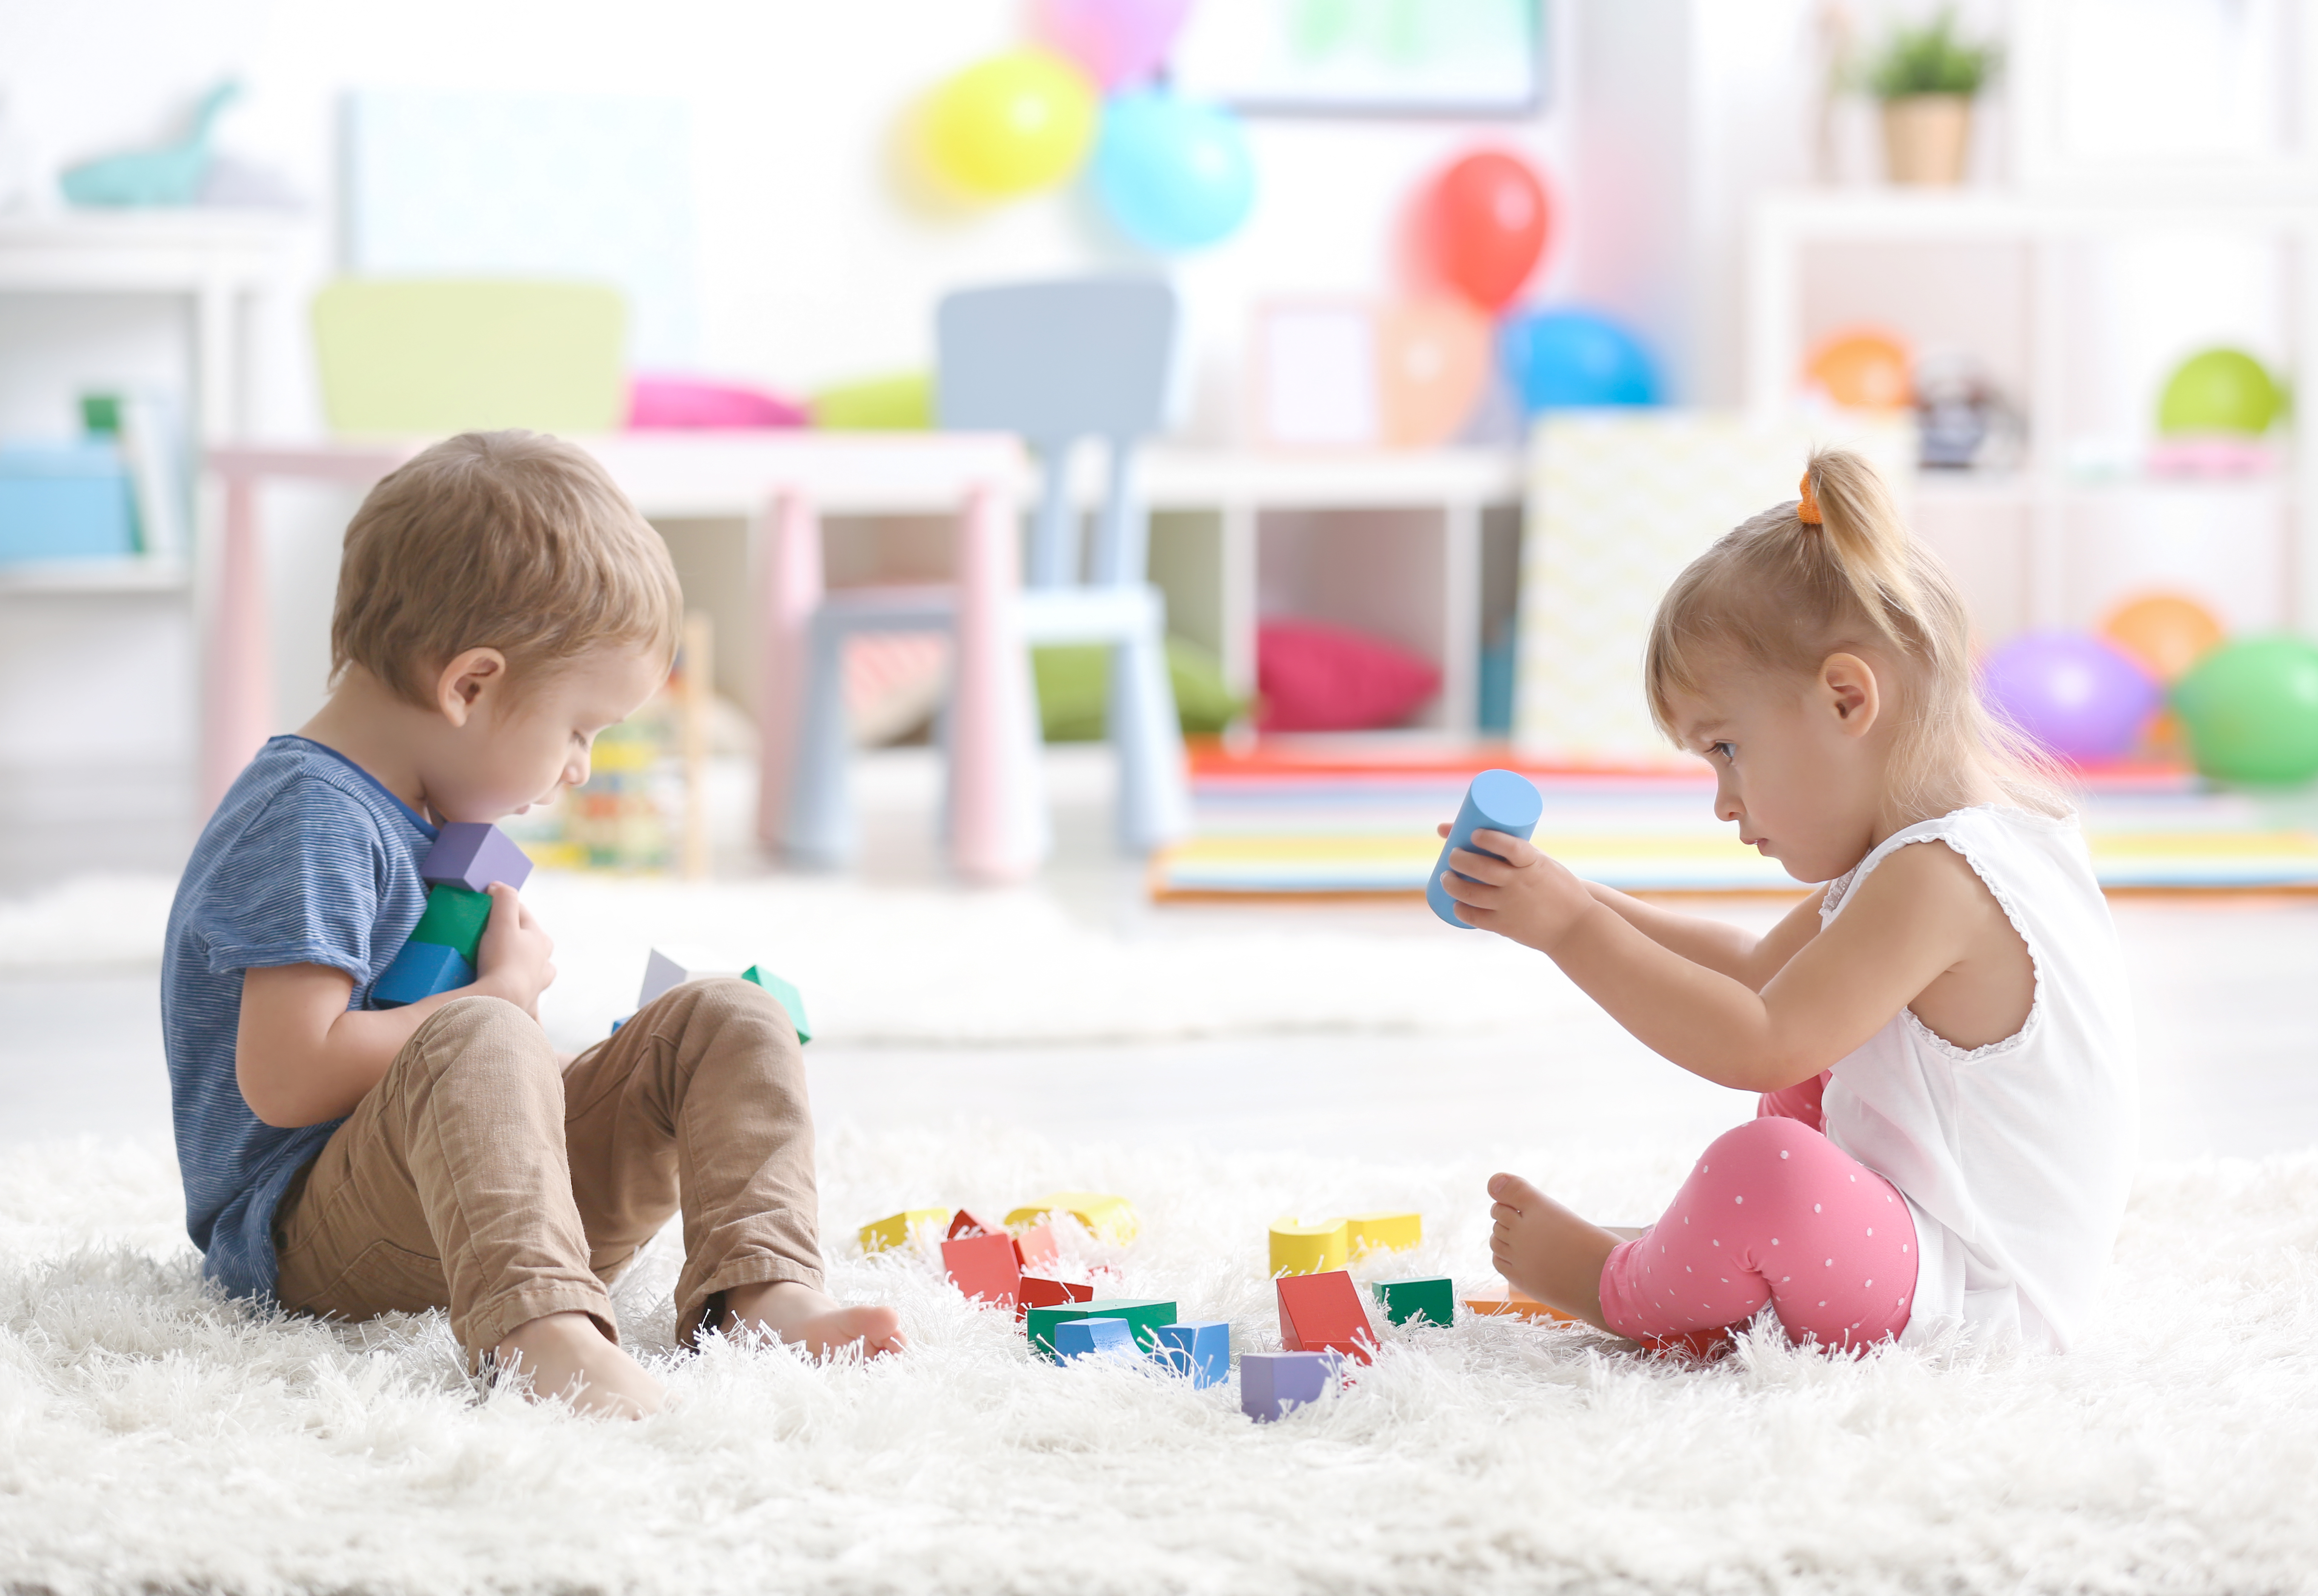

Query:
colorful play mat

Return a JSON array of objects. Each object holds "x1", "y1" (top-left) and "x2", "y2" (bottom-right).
[{"x1": 1151, "y1": 744, "x2": 2318, "y2": 900}]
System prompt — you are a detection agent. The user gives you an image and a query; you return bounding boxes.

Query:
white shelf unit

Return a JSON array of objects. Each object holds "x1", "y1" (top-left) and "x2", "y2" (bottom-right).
[{"x1": 1744, "y1": 188, "x2": 2318, "y2": 634}]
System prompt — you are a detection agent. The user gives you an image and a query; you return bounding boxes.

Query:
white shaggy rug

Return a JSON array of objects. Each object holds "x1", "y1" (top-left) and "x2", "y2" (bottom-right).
[
  {"x1": 0, "y1": 871, "x2": 1628, "y2": 1049},
  {"x1": 4, "y1": 1128, "x2": 2316, "y2": 1594}
]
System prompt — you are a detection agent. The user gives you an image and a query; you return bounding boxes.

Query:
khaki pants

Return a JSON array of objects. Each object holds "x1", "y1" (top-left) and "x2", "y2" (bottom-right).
[{"x1": 272, "y1": 979, "x2": 824, "y2": 1367}]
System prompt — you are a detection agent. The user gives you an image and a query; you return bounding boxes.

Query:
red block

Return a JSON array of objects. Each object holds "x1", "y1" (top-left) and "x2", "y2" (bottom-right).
[
  {"x1": 1011, "y1": 1222, "x2": 1058, "y2": 1269},
  {"x1": 1015, "y1": 1274, "x2": 1095, "y2": 1323},
  {"x1": 1277, "y1": 1269, "x2": 1379, "y2": 1364},
  {"x1": 948, "y1": 1209, "x2": 1001, "y2": 1240},
  {"x1": 940, "y1": 1232, "x2": 1023, "y2": 1310}
]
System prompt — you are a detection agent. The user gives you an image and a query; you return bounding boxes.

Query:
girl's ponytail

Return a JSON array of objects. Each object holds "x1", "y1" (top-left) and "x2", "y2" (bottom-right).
[{"x1": 1801, "y1": 449, "x2": 1928, "y2": 658}]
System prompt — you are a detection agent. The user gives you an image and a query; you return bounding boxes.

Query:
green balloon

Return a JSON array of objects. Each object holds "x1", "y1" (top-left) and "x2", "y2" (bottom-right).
[
  {"x1": 2172, "y1": 635, "x2": 2318, "y2": 784},
  {"x1": 2158, "y1": 348, "x2": 2284, "y2": 436}
]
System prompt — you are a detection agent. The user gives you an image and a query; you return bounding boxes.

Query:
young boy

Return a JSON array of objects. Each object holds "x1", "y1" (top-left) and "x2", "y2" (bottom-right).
[{"x1": 161, "y1": 431, "x2": 901, "y2": 1419}]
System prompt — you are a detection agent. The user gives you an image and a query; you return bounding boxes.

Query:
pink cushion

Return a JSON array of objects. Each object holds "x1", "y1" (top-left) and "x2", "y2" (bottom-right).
[{"x1": 1256, "y1": 619, "x2": 1441, "y2": 732}]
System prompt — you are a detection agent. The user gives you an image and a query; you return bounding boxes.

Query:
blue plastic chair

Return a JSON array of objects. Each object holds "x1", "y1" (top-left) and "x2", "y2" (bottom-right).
[{"x1": 783, "y1": 278, "x2": 1191, "y2": 866}]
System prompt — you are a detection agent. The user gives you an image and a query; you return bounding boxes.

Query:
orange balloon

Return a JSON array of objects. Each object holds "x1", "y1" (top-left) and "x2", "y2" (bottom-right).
[
  {"x1": 2100, "y1": 593, "x2": 2225, "y2": 683},
  {"x1": 1805, "y1": 328, "x2": 1912, "y2": 411},
  {"x1": 1378, "y1": 298, "x2": 1490, "y2": 448}
]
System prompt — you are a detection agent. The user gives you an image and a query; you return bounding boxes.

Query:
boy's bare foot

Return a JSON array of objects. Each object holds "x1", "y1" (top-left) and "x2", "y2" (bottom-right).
[
  {"x1": 723, "y1": 1280, "x2": 906, "y2": 1359},
  {"x1": 493, "y1": 1310, "x2": 664, "y2": 1420},
  {"x1": 1488, "y1": 1172, "x2": 1623, "y2": 1332}
]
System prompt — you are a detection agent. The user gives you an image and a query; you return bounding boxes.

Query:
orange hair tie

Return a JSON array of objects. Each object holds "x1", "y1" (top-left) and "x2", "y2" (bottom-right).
[{"x1": 1796, "y1": 471, "x2": 1823, "y2": 525}]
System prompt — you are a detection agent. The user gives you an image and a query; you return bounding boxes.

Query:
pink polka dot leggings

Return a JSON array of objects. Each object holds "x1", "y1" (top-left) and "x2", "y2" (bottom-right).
[{"x1": 1595, "y1": 1073, "x2": 1918, "y2": 1353}]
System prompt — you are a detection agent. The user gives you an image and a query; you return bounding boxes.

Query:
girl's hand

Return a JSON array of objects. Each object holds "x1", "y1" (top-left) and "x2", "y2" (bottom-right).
[
  {"x1": 474, "y1": 882, "x2": 556, "y2": 1019},
  {"x1": 1438, "y1": 827, "x2": 1598, "y2": 954}
]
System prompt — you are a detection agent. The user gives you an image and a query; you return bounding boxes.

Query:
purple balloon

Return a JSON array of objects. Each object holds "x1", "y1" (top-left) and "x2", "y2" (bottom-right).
[
  {"x1": 1036, "y1": 0, "x2": 1192, "y2": 89},
  {"x1": 1980, "y1": 633, "x2": 2160, "y2": 761}
]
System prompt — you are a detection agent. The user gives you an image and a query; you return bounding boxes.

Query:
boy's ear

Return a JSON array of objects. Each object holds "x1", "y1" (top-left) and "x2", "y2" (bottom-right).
[
  {"x1": 434, "y1": 648, "x2": 509, "y2": 728},
  {"x1": 1819, "y1": 651, "x2": 1880, "y2": 738}
]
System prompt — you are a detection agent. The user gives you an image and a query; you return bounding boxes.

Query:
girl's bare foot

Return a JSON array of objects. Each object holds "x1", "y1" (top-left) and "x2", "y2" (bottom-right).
[
  {"x1": 1488, "y1": 1172, "x2": 1623, "y2": 1331},
  {"x1": 493, "y1": 1310, "x2": 665, "y2": 1420},
  {"x1": 723, "y1": 1280, "x2": 906, "y2": 1358}
]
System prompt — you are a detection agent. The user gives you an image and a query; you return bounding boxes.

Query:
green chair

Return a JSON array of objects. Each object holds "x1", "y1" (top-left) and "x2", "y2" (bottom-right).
[{"x1": 310, "y1": 279, "x2": 627, "y2": 436}]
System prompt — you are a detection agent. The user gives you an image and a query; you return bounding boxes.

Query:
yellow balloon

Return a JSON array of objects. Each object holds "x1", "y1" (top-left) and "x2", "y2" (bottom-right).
[{"x1": 923, "y1": 49, "x2": 1097, "y2": 199}]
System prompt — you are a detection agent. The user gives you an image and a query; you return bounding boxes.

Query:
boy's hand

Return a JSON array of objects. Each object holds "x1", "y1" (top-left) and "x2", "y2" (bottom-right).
[
  {"x1": 473, "y1": 882, "x2": 555, "y2": 1018},
  {"x1": 1436, "y1": 825, "x2": 1598, "y2": 954}
]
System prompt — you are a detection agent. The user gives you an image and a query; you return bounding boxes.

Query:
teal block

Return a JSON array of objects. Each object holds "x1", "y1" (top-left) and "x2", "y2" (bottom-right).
[
  {"x1": 1372, "y1": 1276, "x2": 1455, "y2": 1328},
  {"x1": 742, "y1": 964, "x2": 812, "y2": 1044},
  {"x1": 409, "y1": 884, "x2": 492, "y2": 963},
  {"x1": 1026, "y1": 1296, "x2": 1176, "y2": 1362}
]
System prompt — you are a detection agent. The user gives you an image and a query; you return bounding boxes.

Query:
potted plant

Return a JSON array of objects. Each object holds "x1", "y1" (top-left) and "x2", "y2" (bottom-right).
[{"x1": 1868, "y1": 8, "x2": 1999, "y2": 186}]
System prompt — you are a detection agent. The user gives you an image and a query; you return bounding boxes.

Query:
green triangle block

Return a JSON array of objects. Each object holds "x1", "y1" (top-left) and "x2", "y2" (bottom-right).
[{"x1": 741, "y1": 965, "x2": 812, "y2": 1044}]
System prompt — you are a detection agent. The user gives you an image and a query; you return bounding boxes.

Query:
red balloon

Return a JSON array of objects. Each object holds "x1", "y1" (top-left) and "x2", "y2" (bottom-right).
[{"x1": 1431, "y1": 151, "x2": 1550, "y2": 311}]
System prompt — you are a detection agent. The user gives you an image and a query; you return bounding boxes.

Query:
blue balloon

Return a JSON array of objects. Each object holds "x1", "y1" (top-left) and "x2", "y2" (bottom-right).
[
  {"x1": 1092, "y1": 89, "x2": 1255, "y2": 251},
  {"x1": 1499, "y1": 309, "x2": 1660, "y2": 412}
]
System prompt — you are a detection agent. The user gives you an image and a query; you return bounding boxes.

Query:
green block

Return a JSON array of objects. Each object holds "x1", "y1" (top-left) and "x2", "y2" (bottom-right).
[
  {"x1": 741, "y1": 964, "x2": 812, "y2": 1045},
  {"x1": 1026, "y1": 1297, "x2": 1177, "y2": 1363},
  {"x1": 1372, "y1": 1276, "x2": 1455, "y2": 1328},
  {"x1": 409, "y1": 884, "x2": 492, "y2": 963}
]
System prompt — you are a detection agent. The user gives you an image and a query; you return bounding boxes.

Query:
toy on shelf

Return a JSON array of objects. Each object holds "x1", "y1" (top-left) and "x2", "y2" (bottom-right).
[
  {"x1": 1027, "y1": 1296, "x2": 1176, "y2": 1362},
  {"x1": 1464, "y1": 1285, "x2": 1579, "y2": 1324},
  {"x1": 1053, "y1": 1316, "x2": 1139, "y2": 1362},
  {"x1": 1240, "y1": 1351, "x2": 1343, "y2": 1422},
  {"x1": 859, "y1": 1208, "x2": 950, "y2": 1255},
  {"x1": 372, "y1": 822, "x2": 534, "y2": 1009},
  {"x1": 1155, "y1": 1321, "x2": 1230, "y2": 1388},
  {"x1": 1006, "y1": 1192, "x2": 1138, "y2": 1244},
  {"x1": 1499, "y1": 308, "x2": 1660, "y2": 414},
  {"x1": 62, "y1": 81, "x2": 238, "y2": 207},
  {"x1": 2152, "y1": 347, "x2": 2285, "y2": 474},
  {"x1": 1372, "y1": 1277, "x2": 1455, "y2": 1328},
  {"x1": 1276, "y1": 1270, "x2": 1378, "y2": 1363},
  {"x1": 1803, "y1": 326, "x2": 1912, "y2": 412},
  {"x1": 1430, "y1": 769, "x2": 1544, "y2": 929},
  {"x1": 1268, "y1": 1219, "x2": 1347, "y2": 1277}
]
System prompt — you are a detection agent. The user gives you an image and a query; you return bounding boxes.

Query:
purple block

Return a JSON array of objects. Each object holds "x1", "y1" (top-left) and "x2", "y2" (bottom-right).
[
  {"x1": 1239, "y1": 1350, "x2": 1342, "y2": 1422},
  {"x1": 422, "y1": 823, "x2": 534, "y2": 894}
]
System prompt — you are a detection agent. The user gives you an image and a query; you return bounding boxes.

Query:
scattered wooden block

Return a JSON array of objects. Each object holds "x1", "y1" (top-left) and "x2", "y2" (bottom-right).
[
  {"x1": 939, "y1": 1231, "x2": 1023, "y2": 1310},
  {"x1": 1463, "y1": 1286, "x2": 1579, "y2": 1324},
  {"x1": 1268, "y1": 1217, "x2": 1348, "y2": 1277},
  {"x1": 740, "y1": 963, "x2": 812, "y2": 1044},
  {"x1": 1371, "y1": 1276, "x2": 1455, "y2": 1328},
  {"x1": 1026, "y1": 1296, "x2": 1176, "y2": 1362},
  {"x1": 1345, "y1": 1211, "x2": 1422, "y2": 1256},
  {"x1": 1052, "y1": 1316, "x2": 1137, "y2": 1362},
  {"x1": 371, "y1": 940, "x2": 474, "y2": 1010},
  {"x1": 1155, "y1": 1322, "x2": 1231, "y2": 1388},
  {"x1": 1010, "y1": 1222, "x2": 1059, "y2": 1269},
  {"x1": 1015, "y1": 1276, "x2": 1095, "y2": 1323},
  {"x1": 1239, "y1": 1351, "x2": 1343, "y2": 1422},
  {"x1": 422, "y1": 821, "x2": 534, "y2": 894},
  {"x1": 1276, "y1": 1269, "x2": 1378, "y2": 1363},
  {"x1": 1005, "y1": 1192, "x2": 1138, "y2": 1244},
  {"x1": 946, "y1": 1209, "x2": 1001, "y2": 1239},
  {"x1": 857, "y1": 1208, "x2": 949, "y2": 1255}
]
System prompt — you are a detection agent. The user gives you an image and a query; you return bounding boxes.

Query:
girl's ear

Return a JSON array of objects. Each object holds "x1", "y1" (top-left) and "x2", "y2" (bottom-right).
[
  {"x1": 1820, "y1": 652, "x2": 1881, "y2": 737},
  {"x1": 434, "y1": 648, "x2": 509, "y2": 728}
]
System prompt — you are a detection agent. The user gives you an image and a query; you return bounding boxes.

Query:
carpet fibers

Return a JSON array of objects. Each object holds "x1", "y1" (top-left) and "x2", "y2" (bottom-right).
[{"x1": 3, "y1": 1128, "x2": 2315, "y2": 1594}]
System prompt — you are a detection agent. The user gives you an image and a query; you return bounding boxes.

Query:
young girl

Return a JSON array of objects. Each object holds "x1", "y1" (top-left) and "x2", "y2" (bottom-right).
[{"x1": 1440, "y1": 448, "x2": 2137, "y2": 1354}]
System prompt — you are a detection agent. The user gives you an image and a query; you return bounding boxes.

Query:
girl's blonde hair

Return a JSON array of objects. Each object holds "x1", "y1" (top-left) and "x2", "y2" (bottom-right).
[{"x1": 1644, "y1": 447, "x2": 2066, "y2": 822}]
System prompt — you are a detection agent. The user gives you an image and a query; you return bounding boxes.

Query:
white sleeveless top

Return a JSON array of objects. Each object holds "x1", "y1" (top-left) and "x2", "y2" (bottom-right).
[{"x1": 1817, "y1": 805, "x2": 2138, "y2": 1352}]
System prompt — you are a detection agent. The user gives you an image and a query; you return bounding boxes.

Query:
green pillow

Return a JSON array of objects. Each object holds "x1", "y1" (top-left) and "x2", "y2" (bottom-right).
[{"x1": 1032, "y1": 635, "x2": 1244, "y2": 741}]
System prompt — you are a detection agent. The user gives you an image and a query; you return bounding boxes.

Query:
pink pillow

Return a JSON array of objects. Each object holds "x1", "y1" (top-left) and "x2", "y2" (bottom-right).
[{"x1": 1256, "y1": 618, "x2": 1442, "y2": 732}]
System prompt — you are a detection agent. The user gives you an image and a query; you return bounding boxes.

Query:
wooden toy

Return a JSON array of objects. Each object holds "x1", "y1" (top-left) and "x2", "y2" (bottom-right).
[
  {"x1": 1345, "y1": 1211, "x2": 1422, "y2": 1256},
  {"x1": 1276, "y1": 1270, "x2": 1378, "y2": 1363},
  {"x1": 858, "y1": 1208, "x2": 950, "y2": 1254},
  {"x1": 1371, "y1": 1276, "x2": 1455, "y2": 1328},
  {"x1": 1052, "y1": 1316, "x2": 1137, "y2": 1362},
  {"x1": 631, "y1": 948, "x2": 813, "y2": 1043},
  {"x1": 740, "y1": 964, "x2": 813, "y2": 1044},
  {"x1": 1026, "y1": 1297, "x2": 1175, "y2": 1362},
  {"x1": 1239, "y1": 1351, "x2": 1342, "y2": 1422},
  {"x1": 637, "y1": 948, "x2": 688, "y2": 1007},
  {"x1": 1429, "y1": 769, "x2": 1543, "y2": 928},
  {"x1": 1463, "y1": 1285, "x2": 1579, "y2": 1324},
  {"x1": 374, "y1": 822, "x2": 532, "y2": 1009},
  {"x1": 1155, "y1": 1322, "x2": 1230, "y2": 1388},
  {"x1": 947, "y1": 1209, "x2": 1001, "y2": 1239},
  {"x1": 1011, "y1": 1222, "x2": 1060, "y2": 1268},
  {"x1": 1015, "y1": 1276, "x2": 1095, "y2": 1323},
  {"x1": 1268, "y1": 1218, "x2": 1347, "y2": 1276},
  {"x1": 1005, "y1": 1192, "x2": 1138, "y2": 1244},
  {"x1": 940, "y1": 1231, "x2": 1023, "y2": 1310}
]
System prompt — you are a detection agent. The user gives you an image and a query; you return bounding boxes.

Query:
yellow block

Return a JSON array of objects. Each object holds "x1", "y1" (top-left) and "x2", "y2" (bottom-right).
[
  {"x1": 858, "y1": 1208, "x2": 949, "y2": 1255},
  {"x1": 1345, "y1": 1211, "x2": 1422, "y2": 1256},
  {"x1": 1005, "y1": 1191, "x2": 1139, "y2": 1245},
  {"x1": 1269, "y1": 1217, "x2": 1349, "y2": 1276}
]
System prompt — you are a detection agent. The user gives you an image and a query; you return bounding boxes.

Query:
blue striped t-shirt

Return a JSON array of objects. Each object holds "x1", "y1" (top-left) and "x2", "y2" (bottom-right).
[{"x1": 160, "y1": 735, "x2": 437, "y2": 1300}]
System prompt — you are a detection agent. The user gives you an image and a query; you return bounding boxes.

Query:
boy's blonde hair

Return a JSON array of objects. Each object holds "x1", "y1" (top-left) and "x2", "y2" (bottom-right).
[
  {"x1": 1644, "y1": 447, "x2": 2066, "y2": 822},
  {"x1": 331, "y1": 431, "x2": 683, "y2": 707}
]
